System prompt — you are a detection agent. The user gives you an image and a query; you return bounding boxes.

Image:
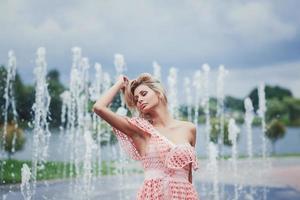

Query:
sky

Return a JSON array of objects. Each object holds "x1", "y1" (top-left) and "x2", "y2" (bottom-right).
[{"x1": 0, "y1": 0, "x2": 299, "y2": 98}]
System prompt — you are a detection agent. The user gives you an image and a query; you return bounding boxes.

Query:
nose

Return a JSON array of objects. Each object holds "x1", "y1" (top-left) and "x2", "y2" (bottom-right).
[{"x1": 138, "y1": 98, "x2": 143, "y2": 104}]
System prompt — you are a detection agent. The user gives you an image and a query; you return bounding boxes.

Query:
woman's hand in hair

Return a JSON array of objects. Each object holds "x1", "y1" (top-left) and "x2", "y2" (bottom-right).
[{"x1": 116, "y1": 74, "x2": 129, "y2": 92}]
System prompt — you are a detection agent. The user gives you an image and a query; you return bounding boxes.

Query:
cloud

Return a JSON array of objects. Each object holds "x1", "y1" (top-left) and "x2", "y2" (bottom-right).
[
  {"x1": 0, "y1": 0, "x2": 299, "y2": 98},
  {"x1": 226, "y1": 2, "x2": 296, "y2": 44},
  {"x1": 210, "y1": 61, "x2": 300, "y2": 98}
]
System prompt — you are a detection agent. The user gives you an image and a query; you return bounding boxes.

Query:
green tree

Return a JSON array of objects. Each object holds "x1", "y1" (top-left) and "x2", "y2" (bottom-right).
[
  {"x1": 0, "y1": 65, "x2": 34, "y2": 127},
  {"x1": 14, "y1": 74, "x2": 35, "y2": 125},
  {"x1": 47, "y1": 69, "x2": 65, "y2": 127},
  {"x1": 266, "y1": 119, "x2": 286, "y2": 155},
  {"x1": 266, "y1": 99, "x2": 288, "y2": 123},
  {"x1": 210, "y1": 118, "x2": 233, "y2": 146},
  {"x1": 283, "y1": 97, "x2": 300, "y2": 126},
  {"x1": 0, "y1": 65, "x2": 7, "y2": 122},
  {"x1": 225, "y1": 96, "x2": 244, "y2": 112},
  {"x1": 248, "y1": 85, "x2": 293, "y2": 111}
]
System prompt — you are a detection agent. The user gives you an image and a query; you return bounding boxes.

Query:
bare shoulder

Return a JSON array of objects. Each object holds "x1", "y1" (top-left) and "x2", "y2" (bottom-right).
[
  {"x1": 177, "y1": 120, "x2": 196, "y2": 133},
  {"x1": 176, "y1": 120, "x2": 197, "y2": 146}
]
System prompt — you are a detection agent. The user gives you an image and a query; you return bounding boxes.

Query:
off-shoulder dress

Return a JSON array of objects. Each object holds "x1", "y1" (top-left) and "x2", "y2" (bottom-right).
[{"x1": 112, "y1": 117, "x2": 199, "y2": 200}]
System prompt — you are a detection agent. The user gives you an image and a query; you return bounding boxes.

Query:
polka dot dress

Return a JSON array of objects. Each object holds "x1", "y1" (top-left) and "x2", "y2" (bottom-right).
[{"x1": 112, "y1": 117, "x2": 199, "y2": 200}]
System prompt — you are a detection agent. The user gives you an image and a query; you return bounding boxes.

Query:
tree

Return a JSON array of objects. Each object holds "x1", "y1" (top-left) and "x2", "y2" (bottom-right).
[
  {"x1": 0, "y1": 65, "x2": 7, "y2": 122},
  {"x1": 266, "y1": 119, "x2": 286, "y2": 155},
  {"x1": 0, "y1": 122, "x2": 25, "y2": 159},
  {"x1": 14, "y1": 74, "x2": 35, "y2": 125},
  {"x1": 266, "y1": 98, "x2": 288, "y2": 123},
  {"x1": 225, "y1": 96, "x2": 244, "y2": 112},
  {"x1": 248, "y1": 85, "x2": 293, "y2": 111},
  {"x1": 210, "y1": 118, "x2": 233, "y2": 146},
  {"x1": 283, "y1": 97, "x2": 300, "y2": 126},
  {"x1": 47, "y1": 69, "x2": 65, "y2": 127}
]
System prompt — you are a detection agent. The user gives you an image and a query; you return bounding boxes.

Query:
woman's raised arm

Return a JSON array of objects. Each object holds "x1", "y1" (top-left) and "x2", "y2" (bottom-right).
[{"x1": 93, "y1": 75, "x2": 141, "y2": 138}]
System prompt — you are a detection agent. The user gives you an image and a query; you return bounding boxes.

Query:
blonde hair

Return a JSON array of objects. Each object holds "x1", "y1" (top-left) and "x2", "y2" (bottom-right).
[{"x1": 122, "y1": 73, "x2": 168, "y2": 117}]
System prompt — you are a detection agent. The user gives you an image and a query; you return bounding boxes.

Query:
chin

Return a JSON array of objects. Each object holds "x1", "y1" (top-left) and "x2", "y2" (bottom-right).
[{"x1": 141, "y1": 107, "x2": 150, "y2": 114}]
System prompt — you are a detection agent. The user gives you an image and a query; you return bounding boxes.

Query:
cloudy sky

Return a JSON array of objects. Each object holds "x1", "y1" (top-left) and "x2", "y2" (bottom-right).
[{"x1": 0, "y1": 0, "x2": 299, "y2": 98}]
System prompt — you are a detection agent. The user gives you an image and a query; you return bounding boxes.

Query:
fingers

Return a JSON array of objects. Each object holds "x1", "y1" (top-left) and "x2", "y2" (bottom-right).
[{"x1": 123, "y1": 76, "x2": 129, "y2": 82}]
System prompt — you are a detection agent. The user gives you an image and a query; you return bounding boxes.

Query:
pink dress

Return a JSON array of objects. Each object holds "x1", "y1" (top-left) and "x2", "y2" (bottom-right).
[{"x1": 112, "y1": 117, "x2": 200, "y2": 200}]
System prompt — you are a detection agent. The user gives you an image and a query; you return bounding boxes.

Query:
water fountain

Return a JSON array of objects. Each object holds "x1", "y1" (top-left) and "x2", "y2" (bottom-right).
[
  {"x1": 184, "y1": 77, "x2": 193, "y2": 122},
  {"x1": 57, "y1": 47, "x2": 98, "y2": 199},
  {"x1": 216, "y1": 65, "x2": 228, "y2": 199},
  {"x1": 152, "y1": 61, "x2": 161, "y2": 81},
  {"x1": 244, "y1": 98, "x2": 254, "y2": 159},
  {"x1": 257, "y1": 83, "x2": 271, "y2": 200},
  {"x1": 167, "y1": 67, "x2": 179, "y2": 119},
  {"x1": 113, "y1": 53, "x2": 130, "y2": 200},
  {"x1": 59, "y1": 90, "x2": 71, "y2": 179},
  {"x1": 202, "y1": 64, "x2": 211, "y2": 157},
  {"x1": 20, "y1": 164, "x2": 32, "y2": 200},
  {"x1": 216, "y1": 65, "x2": 228, "y2": 152},
  {"x1": 114, "y1": 54, "x2": 128, "y2": 116},
  {"x1": 31, "y1": 47, "x2": 51, "y2": 196},
  {"x1": 201, "y1": 64, "x2": 215, "y2": 199},
  {"x1": 2, "y1": 51, "x2": 18, "y2": 150},
  {"x1": 1, "y1": 48, "x2": 298, "y2": 200},
  {"x1": 1, "y1": 50, "x2": 18, "y2": 185},
  {"x1": 192, "y1": 70, "x2": 202, "y2": 125},
  {"x1": 90, "y1": 63, "x2": 104, "y2": 179},
  {"x1": 1, "y1": 50, "x2": 18, "y2": 200},
  {"x1": 244, "y1": 97, "x2": 255, "y2": 199},
  {"x1": 207, "y1": 142, "x2": 219, "y2": 200},
  {"x1": 228, "y1": 118, "x2": 240, "y2": 200}
]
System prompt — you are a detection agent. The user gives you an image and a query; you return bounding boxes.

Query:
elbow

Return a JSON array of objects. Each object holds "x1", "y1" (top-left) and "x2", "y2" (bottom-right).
[{"x1": 93, "y1": 104, "x2": 105, "y2": 115}]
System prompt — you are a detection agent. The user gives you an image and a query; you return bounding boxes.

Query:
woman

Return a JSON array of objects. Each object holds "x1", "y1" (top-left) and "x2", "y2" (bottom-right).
[{"x1": 93, "y1": 73, "x2": 199, "y2": 199}]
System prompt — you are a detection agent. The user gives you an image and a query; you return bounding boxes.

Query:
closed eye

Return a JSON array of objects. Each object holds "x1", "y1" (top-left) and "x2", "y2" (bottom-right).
[{"x1": 133, "y1": 91, "x2": 147, "y2": 104}]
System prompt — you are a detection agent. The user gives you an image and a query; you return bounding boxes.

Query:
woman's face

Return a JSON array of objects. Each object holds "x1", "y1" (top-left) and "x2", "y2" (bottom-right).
[{"x1": 133, "y1": 84, "x2": 160, "y2": 113}]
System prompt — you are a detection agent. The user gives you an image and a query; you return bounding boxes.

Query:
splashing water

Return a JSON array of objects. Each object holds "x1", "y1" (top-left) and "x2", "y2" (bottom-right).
[
  {"x1": 21, "y1": 164, "x2": 32, "y2": 200},
  {"x1": 152, "y1": 61, "x2": 161, "y2": 81},
  {"x1": 257, "y1": 83, "x2": 271, "y2": 200},
  {"x1": 114, "y1": 54, "x2": 126, "y2": 77},
  {"x1": 228, "y1": 118, "x2": 240, "y2": 200},
  {"x1": 216, "y1": 65, "x2": 228, "y2": 151},
  {"x1": 167, "y1": 67, "x2": 179, "y2": 119},
  {"x1": 0, "y1": 49, "x2": 278, "y2": 200},
  {"x1": 193, "y1": 70, "x2": 202, "y2": 125},
  {"x1": 257, "y1": 83, "x2": 267, "y2": 159},
  {"x1": 31, "y1": 47, "x2": 51, "y2": 195},
  {"x1": 82, "y1": 116, "x2": 97, "y2": 199},
  {"x1": 244, "y1": 98, "x2": 254, "y2": 159},
  {"x1": 184, "y1": 77, "x2": 193, "y2": 122},
  {"x1": 244, "y1": 97, "x2": 255, "y2": 198},
  {"x1": 1, "y1": 50, "x2": 18, "y2": 184},
  {"x1": 207, "y1": 142, "x2": 219, "y2": 200},
  {"x1": 216, "y1": 65, "x2": 228, "y2": 199},
  {"x1": 202, "y1": 64, "x2": 211, "y2": 155},
  {"x1": 113, "y1": 53, "x2": 129, "y2": 200}
]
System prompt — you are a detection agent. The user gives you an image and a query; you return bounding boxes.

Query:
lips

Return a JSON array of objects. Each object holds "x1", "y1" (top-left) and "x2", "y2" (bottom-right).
[{"x1": 141, "y1": 103, "x2": 147, "y2": 109}]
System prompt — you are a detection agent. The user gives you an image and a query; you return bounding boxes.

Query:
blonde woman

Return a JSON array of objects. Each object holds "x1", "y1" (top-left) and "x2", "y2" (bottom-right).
[{"x1": 93, "y1": 73, "x2": 199, "y2": 199}]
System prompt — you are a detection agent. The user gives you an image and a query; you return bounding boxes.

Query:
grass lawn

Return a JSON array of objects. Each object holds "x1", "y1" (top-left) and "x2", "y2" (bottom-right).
[
  {"x1": 1, "y1": 154, "x2": 299, "y2": 184},
  {"x1": 0, "y1": 159, "x2": 120, "y2": 184}
]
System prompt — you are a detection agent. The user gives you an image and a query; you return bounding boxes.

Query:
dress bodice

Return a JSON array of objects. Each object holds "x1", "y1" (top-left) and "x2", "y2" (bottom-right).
[
  {"x1": 112, "y1": 117, "x2": 200, "y2": 200},
  {"x1": 112, "y1": 116, "x2": 199, "y2": 173}
]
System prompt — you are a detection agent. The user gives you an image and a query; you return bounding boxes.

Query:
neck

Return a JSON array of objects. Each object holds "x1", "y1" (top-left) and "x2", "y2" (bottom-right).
[{"x1": 146, "y1": 103, "x2": 173, "y2": 128}]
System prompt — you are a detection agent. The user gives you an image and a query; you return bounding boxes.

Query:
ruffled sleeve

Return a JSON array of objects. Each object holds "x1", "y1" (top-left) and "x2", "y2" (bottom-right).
[
  {"x1": 111, "y1": 116, "x2": 152, "y2": 160},
  {"x1": 165, "y1": 144, "x2": 199, "y2": 171}
]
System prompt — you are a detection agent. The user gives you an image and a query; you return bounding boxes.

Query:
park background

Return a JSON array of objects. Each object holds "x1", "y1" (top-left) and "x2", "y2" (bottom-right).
[{"x1": 1, "y1": 0, "x2": 300, "y2": 199}]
